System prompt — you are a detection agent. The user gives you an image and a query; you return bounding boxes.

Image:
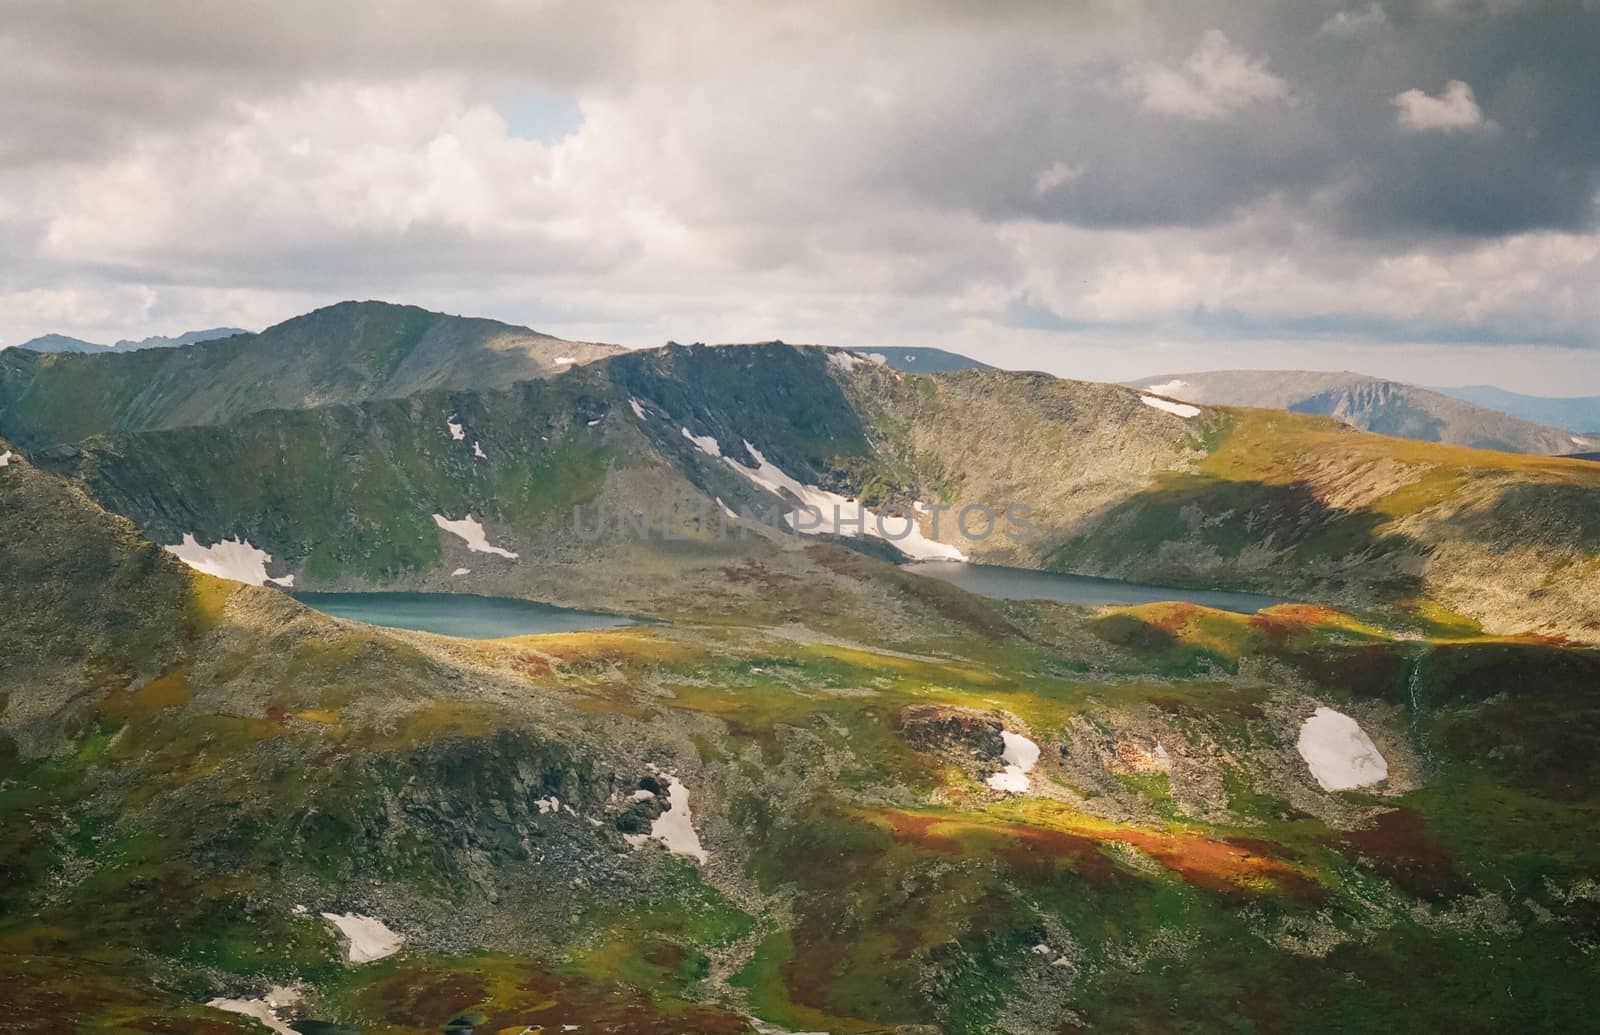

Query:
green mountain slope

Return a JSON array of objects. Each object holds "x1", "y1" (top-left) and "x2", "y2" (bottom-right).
[
  {"x1": 1131, "y1": 370, "x2": 1598, "y2": 455},
  {"x1": 22, "y1": 343, "x2": 1600, "y2": 643},
  {"x1": 0, "y1": 301, "x2": 621, "y2": 448},
  {"x1": 7, "y1": 436, "x2": 1600, "y2": 1032}
]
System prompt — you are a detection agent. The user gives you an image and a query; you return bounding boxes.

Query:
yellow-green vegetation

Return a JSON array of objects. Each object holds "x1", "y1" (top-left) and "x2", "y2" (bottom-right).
[
  {"x1": 7, "y1": 343, "x2": 1600, "y2": 1032},
  {"x1": 1048, "y1": 406, "x2": 1600, "y2": 640}
]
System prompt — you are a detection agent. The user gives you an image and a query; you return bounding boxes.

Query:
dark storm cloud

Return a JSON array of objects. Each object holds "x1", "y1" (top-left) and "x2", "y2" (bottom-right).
[{"x1": 856, "y1": 0, "x2": 1600, "y2": 238}]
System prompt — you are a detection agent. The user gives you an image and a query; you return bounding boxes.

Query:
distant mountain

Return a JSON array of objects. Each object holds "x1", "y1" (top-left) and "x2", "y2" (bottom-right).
[
  {"x1": 13, "y1": 326, "x2": 247, "y2": 353},
  {"x1": 1431, "y1": 384, "x2": 1600, "y2": 437},
  {"x1": 113, "y1": 327, "x2": 248, "y2": 350},
  {"x1": 0, "y1": 300, "x2": 623, "y2": 448},
  {"x1": 868, "y1": 346, "x2": 992, "y2": 373},
  {"x1": 1130, "y1": 370, "x2": 1597, "y2": 455},
  {"x1": 12, "y1": 333, "x2": 110, "y2": 353}
]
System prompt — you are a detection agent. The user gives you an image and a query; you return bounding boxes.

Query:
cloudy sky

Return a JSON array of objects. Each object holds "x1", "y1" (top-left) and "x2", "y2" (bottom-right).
[{"x1": 3, "y1": 0, "x2": 1598, "y2": 390}]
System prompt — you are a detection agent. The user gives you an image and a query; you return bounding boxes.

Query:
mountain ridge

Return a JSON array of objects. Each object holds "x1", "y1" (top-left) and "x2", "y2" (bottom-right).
[
  {"x1": 1432, "y1": 382, "x2": 1600, "y2": 436},
  {"x1": 23, "y1": 340, "x2": 1600, "y2": 643},
  {"x1": 0, "y1": 300, "x2": 623, "y2": 448},
  {"x1": 1130, "y1": 369, "x2": 1596, "y2": 454},
  {"x1": 10, "y1": 326, "x2": 246, "y2": 353}
]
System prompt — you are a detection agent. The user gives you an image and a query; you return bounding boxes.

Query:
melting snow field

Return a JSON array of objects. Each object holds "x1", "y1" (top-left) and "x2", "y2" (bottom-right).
[
  {"x1": 208, "y1": 987, "x2": 301, "y2": 1035},
  {"x1": 446, "y1": 415, "x2": 465, "y2": 441},
  {"x1": 986, "y1": 731, "x2": 1041, "y2": 793},
  {"x1": 1296, "y1": 707, "x2": 1388, "y2": 792},
  {"x1": 629, "y1": 397, "x2": 648, "y2": 419},
  {"x1": 682, "y1": 427, "x2": 723, "y2": 457},
  {"x1": 1140, "y1": 394, "x2": 1202, "y2": 418},
  {"x1": 432, "y1": 514, "x2": 519, "y2": 559},
  {"x1": 165, "y1": 534, "x2": 295, "y2": 587},
  {"x1": 320, "y1": 912, "x2": 404, "y2": 963},
  {"x1": 626, "y1": 776, "x2": 708, "y2": 863},
  {"x1": 720, "y1": 439, "x2": 966, "y2": 561}
]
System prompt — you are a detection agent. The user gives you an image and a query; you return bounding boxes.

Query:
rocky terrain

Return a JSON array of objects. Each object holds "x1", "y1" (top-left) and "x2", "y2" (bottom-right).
[
  {"x1": 4, "y1": 306, "x2": 1600, "y2": 1033},
  {"x1": 5, "y1": 433, "x2": 1600, "y2": 1033}
]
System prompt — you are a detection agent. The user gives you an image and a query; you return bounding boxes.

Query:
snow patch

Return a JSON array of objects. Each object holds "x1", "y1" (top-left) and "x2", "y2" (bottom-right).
[
  {"x1": 723, "y1": 441, "x2": 965, "y2": 561},
  {"x1": 446, "y1": 415, "x2": 465, "y2": 441},
  {"x1": 536, "y1": 796, "x2": 559, "y2": 814},
  {"x1": 208, "y1": 987, "x2": 302, "y2": 1035},
  {"x1": 715, "y1": 496, "x2": 738, "y2": 519},
  {"x1": 554, "y1": 356, "x2": 576, "y2": 365},
  {"x1": 1144, "y1": 379, "x2": 1193, "y2": 399},
  {"x1": 473, "y1": 441, "x2": 487, "y2": 460},
  {"x1": 451, "y1": 567, "x2": 470, "y2": 577},
  {"x1": 625, "y1": 775, "x2": 707, "y2": 863},
  {"x1": 629, "y1": 397, "x2": 648, "y2": 420},
  {"x1": 432, "y1": 514, "x2": 519, "y2": 559},
  {"x1": 751, "y1": 1020, "x2": 830, "y2": 1035},
  {"x1": 986, "y1": 731, "x2": 1041, "y2": 793},
  {"x1": 1140, "y1": 394, "x2": 1201, "y2": 418},
  {"x1": 165, "y1": 533, "x2": 294, "y2": 587},
  {"x1": 0, "y1": 450, "x2": 11, "y2": 467},
  {"x1": 867, "y1": 352, "x2": 888, "y2": 365},
  {"x1": 682, "y1": 427, "x2": 722, "y2": 457},
  {"x1": 828, "y1": 351, "x2": 858, "y2": 371},
  {"x1": 1296, "y1": 707, "x2": 1388, "y2": 792},
  {"x1": 320, "y1": 913, "x2": 403, "y2": 963}
]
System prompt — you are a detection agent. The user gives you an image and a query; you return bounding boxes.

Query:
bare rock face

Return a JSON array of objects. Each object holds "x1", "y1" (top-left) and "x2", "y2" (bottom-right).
[{"x1": 899, "y1": 704, "x2": 1006, "y2": 763}]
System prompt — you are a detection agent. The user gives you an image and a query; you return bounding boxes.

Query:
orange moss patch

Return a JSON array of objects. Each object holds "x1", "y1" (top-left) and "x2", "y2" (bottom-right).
[
  {"x1": 879, "y1": 806, "x2": 1321, "y2": 900},
  {"x1": 99, "y1": 672, "x2": 193, "y2": 722}
]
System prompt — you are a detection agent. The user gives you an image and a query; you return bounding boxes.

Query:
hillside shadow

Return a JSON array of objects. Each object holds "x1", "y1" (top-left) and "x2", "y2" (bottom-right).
[{"x1": 1045, "y1": 475, "x2": 1427, "y2": 601}]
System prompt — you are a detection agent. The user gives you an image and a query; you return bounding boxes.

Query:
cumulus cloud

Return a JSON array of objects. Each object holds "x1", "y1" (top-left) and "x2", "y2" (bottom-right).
[
  {"x1": 2, "y1": 2, "x2": 1599, "y2": 388},
  {"x1": 1124, "y1": 30, "x2": 1289, "y2": 121},
  {"x1": 1393, "y1": 80, "x2": 1495, "y2": 132}
]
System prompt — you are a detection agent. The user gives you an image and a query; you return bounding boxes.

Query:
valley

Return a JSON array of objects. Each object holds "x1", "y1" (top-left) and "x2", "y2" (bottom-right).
[{"x1": 3, "y1": 306, "x2": 1599, "y2": 1033}]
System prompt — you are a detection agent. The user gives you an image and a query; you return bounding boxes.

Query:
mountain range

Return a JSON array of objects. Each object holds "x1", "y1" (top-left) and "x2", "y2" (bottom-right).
[
  {"x1": 5, "y1": 302, "x2": 1593, "y2": 644},
  {"x1": 0, "y1": 301, "x2": 620, "y2": 447},
  {"x1": 1130, "y1": 369, "x2": 1599, "y2": 455},
  {"x1": 5, "y1": 301, "x2": 1600, "y2": 1032},
  {"x1": 10, "y1": 326, "x2": 249, "y2": 353},
  {"x1": 1431, "y1": 383, "x2": 1600, "y2": 437}
]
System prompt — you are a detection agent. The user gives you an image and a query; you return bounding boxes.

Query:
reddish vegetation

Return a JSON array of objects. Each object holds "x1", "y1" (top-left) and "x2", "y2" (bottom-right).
[
  {"x1": 882, "y1": 809, "x2": 1319, "y2": 900},
  {"x1": 1334, "y1": 807, "x2": 1466, "y2": 900},
  {"x1": 720, "y1": 561, "x2": 797, "y2": 588},
  {"x1": 883, "y1": 810, "x2": 967, "y2": 854},
  {"x1": 372, "y1": 968, "x2": 487, "y2": 1024},
  {"x1": 994, "y1": 823, "x2": 1123, "y2": 886},
  {"x1": 511, "y1": 651, "x2": 552, "y2": 677},
  {"x1": 1096, "y1": 825, "x2": 1322, "y2": 901},
  {"x1": 363, "y1": 961, "x2": 750, "y2": 1034}
]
